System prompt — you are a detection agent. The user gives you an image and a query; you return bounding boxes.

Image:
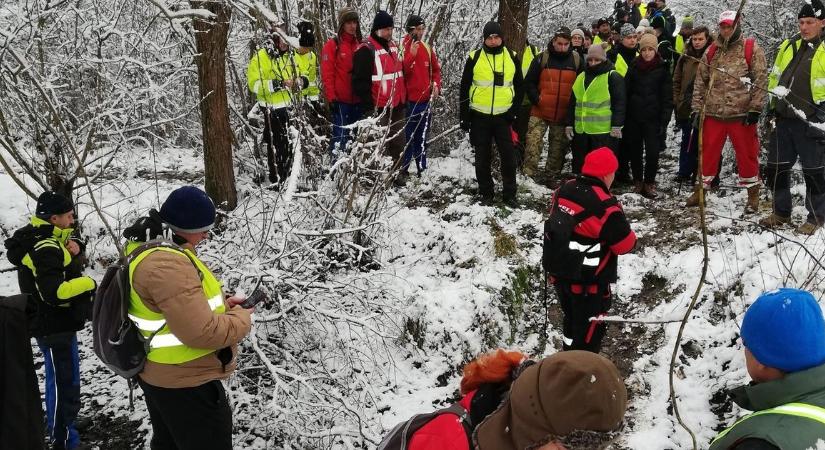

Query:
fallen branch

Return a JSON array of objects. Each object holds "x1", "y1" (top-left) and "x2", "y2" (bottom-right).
[{"x1": 589, "y1": 315, "x2": 683, "y2": 324}]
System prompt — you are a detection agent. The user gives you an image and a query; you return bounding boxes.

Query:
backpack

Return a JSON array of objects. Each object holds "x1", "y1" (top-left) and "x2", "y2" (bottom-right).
[
  {"x1": 377, "y1": 403, "x2": 473, "y2": 450},
  {"x1": 92, "y1": 240, "x2": 195, "y2": 380},
  {"x1": 539, "y1": 49, "x2": 581, "y2": 73},
  {"x1": 706, "y1": 37, "x2": 755, "y2": 71},
  {"x1": 542, "y1": 184, "x2": 618, "y2": 281}
]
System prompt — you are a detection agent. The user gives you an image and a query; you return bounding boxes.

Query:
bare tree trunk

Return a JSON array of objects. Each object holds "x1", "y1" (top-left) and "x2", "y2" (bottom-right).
[
  {"x1": 498, "y1": 0, "x2": 530, "y2": 55},
  {"x1": 190, "y1": 0, "x2": 237, "y2": 210}
]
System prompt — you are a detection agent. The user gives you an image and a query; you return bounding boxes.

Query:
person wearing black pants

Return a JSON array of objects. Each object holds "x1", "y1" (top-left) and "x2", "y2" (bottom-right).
[
  {"x1": 262, "y1": 107, "x2": 293, "y2": 186},
  {"x1": 624, "y1": 33, "x2": 672, "y2": 198},
  {"x1": 138, "y1": 379, "x2": 232, "y2": 449},
  {"x1": 459, "y1": 22, "x2": 524, "y2": 207},
  {"x1": 555, "y1": 283, "x2": 612, "y2": 352}
]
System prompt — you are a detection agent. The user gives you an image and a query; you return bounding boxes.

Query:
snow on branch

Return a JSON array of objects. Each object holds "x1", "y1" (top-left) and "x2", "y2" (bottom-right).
[{"x1": 144, "y1": 0, "x2": 216, "y2": 20}]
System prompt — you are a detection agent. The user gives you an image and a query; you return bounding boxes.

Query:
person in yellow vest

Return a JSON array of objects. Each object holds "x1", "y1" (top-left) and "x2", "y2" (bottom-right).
[
  {"x1": 459, "y1": 21, "x2": 524, "y2": 207},
  {"x1": 759, "y1": 1, "x2": 825, "y2": 235},
  {"x1": 295, "y1": 21, "x2": 324, "y2": 125},
  {"x1": 126, "y1": 186, "x2": 252, "y2": 450},
  {"x1": 708, "y1": 288, "x2": 825, "y2": 450},
  {"x1": 565, "y1": 44, "x2": 626, "y2": 174},
  {"x1": 514, "y1": 39, "x2": 540, "y2": 166},
  {"x1": 5, "y1": 191, "x2": 95, "y2": 450},
  {"x1": 247, "y1": 28, "x2": 306, "y2": 187},
  {"x1": 674, "y1": 16, "x2": 693, "y2": 59},
  {"x1": 593, "y1": 18, "x2": 612, "y2": 49},
  {"x1": 607, "y1": 24, "x2": 639, "y2": 78}
]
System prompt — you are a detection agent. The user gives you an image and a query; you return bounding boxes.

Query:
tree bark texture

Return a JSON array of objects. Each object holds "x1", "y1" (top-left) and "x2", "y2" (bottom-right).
[
  {"x1": 498, "y1": 0, "x2": 530, "y2": 56},
  {"x1": 191, "y1": 0, "x2": 238, "y2": 210}
]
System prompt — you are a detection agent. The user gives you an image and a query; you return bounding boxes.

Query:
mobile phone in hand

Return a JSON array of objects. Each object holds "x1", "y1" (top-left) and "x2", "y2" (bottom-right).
[{"x1": 239, "y1": 289, "x2": 268, "y2": 309}]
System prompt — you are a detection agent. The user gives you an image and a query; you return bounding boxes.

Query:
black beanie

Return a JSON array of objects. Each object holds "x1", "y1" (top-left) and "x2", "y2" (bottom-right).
[
  {"x1": 372, "y1": 10, "x2": 394, "y2": 32},
  {"x1": 159, "y1": 186, "x2": 216, "y2": 234},
  {"x1": 483, "y1": 21, "x2": 503, "y2": 39},
  {"x1": 799, "y1": 0, "x2": 825, "y2": 20},
  {"x1": 36, "y1": 191, "x2": 73, "y2": 219},
  {"x1": 297, "y1": 21, "x2": 315, "y2": 47},
  {"x1": 405, "y1": 14, "x2": 425, "y2": 30}
]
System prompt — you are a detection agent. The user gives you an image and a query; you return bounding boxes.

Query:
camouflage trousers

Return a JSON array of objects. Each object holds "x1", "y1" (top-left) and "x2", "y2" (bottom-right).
[{"x1": 523, "y1": 116, "x2": 569, "y2": 180}]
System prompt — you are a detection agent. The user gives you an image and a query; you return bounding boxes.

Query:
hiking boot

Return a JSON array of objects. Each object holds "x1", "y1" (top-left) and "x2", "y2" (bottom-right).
[
  {"x1": 632, "y1": 180, "x2": 644, "y2": 194},
  {"x1": 479, "y1": 195, "x2": 494, "y2": 206},
  {"x1": 393, "y1": 171, "x2": 408, "y2": 187},
  {"x1": 685, "y1": 186, "x2": 705, "y2": 207},
  {"x1": 503, "y1": 197, "x2": 519, "y2": 208},
  {"x1": 796, "y1": 221, "x2": 822, "y2": 235},
  {"x1": 746, "y1": 185, "x2": 760, "y2": 213},
  {"x1": 758, "y1": 213, "x2": 791, "y2": 229},
  {"x1": 642, "y1": 183, "x2": 659, "y2": 199}
]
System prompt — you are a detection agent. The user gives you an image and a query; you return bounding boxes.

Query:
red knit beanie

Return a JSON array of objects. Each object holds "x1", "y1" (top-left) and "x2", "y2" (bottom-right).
[{"x1": 582, "y1": 147, "x2": 618, "y2": 177}]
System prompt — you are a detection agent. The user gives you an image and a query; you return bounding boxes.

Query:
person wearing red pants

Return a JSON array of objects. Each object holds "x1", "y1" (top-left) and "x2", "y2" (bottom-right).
[{"x1": 687, "y1": 10, "x2": 768, "y2": 212}]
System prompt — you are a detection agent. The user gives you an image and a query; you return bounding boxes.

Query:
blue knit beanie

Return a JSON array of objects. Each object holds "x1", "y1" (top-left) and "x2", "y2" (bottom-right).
[
  {"x1": 741, "y1": 288, "x2": 825, "y2": 373},
  {"x1": 159, "y1": 186, "x2": 216, "y2": 233}
]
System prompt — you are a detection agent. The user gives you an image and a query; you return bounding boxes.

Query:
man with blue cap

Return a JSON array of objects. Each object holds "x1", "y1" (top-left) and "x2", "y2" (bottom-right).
[{"x1": 709, "y1": 288, "x2": 825, "y2": 450}]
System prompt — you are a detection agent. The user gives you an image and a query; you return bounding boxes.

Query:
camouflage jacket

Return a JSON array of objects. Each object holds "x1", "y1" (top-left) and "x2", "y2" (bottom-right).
[{"x1": 691, "y1": 33, "x2": 768, "y2": 120}]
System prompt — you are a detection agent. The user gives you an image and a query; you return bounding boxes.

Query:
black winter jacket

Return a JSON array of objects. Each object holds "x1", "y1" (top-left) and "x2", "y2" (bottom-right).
[
  {"x1": 351, "y1": 32, "x2": 390, "y2": 111},
  {"x1": 566, "y1": 60, "x2": 626, "y2": 128},
  {"x1": 4, "y1": 218, "x2": 94, "y2": 337},
  {"x1": 625, "y1": 56, "x2": 673, "y2": 126}
]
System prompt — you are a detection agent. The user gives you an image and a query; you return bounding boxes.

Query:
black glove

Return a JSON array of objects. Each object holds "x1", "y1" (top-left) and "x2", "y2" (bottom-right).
[
  {"x1": 743, "y1": 111, "x2": 760, "y2": 126},
  {"x1": 690, "y1": 112, "x2": 700, "y2": 129},
  {"x1": 503, "y1": 111, "x2": 516, "y2": 124}
]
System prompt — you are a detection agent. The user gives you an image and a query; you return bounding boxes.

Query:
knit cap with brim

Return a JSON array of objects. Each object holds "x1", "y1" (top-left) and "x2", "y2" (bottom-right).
[
  {"x1": 741, "y1": 288, "x2": 825, "y2": 373},
  {"x1": 338, "y1": 7, "x2": 359, "y2": 25},
  {"x1": 586, "y1": 43, "x2": 607, "y2": 62},
  {"x1": 475, "y1": 351, "x2": 627, "y2": 450},
  {"x1": 159, "y1": 186, "x2": 216, "y2": 234},
  {"x1": 639, "y1": 33, "x2": 658, "y2": 51}
]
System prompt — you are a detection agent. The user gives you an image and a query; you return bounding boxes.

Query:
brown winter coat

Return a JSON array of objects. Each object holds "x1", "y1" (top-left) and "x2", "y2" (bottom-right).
[
  {"x1": 672, "y1": 43, "x2": 708, "y2": 120},
  {"x1": 691, "y1": 32, "x2": 768, "y2": 120},
  {"x1": 525, "y1": 50, "x2": 580, "y2": 124},
  {"x1": 132, "y1": 244, "x2": 252, "y2": 388}
]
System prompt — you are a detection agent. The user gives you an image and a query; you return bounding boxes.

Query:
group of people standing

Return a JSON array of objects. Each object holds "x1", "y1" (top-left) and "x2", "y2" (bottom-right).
[{"x1": 249, "y1": 9, "x2": 442, "y2": 188}]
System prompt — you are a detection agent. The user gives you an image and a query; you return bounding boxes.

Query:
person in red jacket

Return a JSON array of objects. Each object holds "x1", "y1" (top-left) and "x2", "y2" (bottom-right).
[
  {"x1": 543, "y1": 147, "x2": 636, "y2": 353},
  {"x1": 352, "y1": 10, "x2": 407, "y2": 167},
  {"x1": 407, "y1": 349, "x2": 526, "y2": 450},
  {"x1": 321, "y1": 8, "x2": 363, "y2": 160},
  {"x1": 397, "y1": 14, "x2": 442, "y2": 186}
]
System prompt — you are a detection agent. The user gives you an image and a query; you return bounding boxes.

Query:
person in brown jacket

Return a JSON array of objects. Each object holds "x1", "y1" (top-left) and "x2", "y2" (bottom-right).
[
  {"x1": 474, "y1": 351, "x2": 627, "y2": 450},
  {"x1": 523, "y1": 27, "x2": 582, "y2": 186},
  {"x1": 126, "y1": 186, "x2": 252, "y2": 450},
  {"x1": 672, "y1": 25, "x2": 710, "y2": 183},
  {"x1": 687, "y1": 11, "x2": 768, "y2": 212}
]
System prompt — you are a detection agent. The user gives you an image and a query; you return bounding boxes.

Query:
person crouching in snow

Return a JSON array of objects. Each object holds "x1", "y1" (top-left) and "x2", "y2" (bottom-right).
[
  {"x1": 709, "y1": 288, "x2": 825, "y2": 450},
  {"x1": 623, "y1": 32, "x2": 672, "y2": 199}
]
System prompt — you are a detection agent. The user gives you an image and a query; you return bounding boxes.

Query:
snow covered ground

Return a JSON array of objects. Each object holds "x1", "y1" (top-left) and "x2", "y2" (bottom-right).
[{"x1": 2, "y1": 129, "x2": 824, "y2": 449}]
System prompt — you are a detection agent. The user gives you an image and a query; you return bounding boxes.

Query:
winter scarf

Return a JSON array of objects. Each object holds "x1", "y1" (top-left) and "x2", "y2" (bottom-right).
[{"x1": 636, "y1": 53, "x2": 662, "y2": 72}]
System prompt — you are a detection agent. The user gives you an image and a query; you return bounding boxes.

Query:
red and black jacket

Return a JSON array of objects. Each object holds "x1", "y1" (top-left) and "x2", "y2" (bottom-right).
[{"x1": 544, "y1": 175, "x2": 636, "y2": 285}]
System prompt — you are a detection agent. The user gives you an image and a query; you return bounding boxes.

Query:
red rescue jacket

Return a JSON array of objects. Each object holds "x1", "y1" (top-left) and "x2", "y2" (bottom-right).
[
  {"x1": 356, "y1": 36, "x2": 406, "y2": 108},
  {"x1": 401, "y1": 35, "x2": 442, "y2": 104},
  {"x1": 321, "y1": 32, "x2": 360, "y2": 104},
  {"x1": 408, "y1": 391, "x2": 476, "y2": 450}
]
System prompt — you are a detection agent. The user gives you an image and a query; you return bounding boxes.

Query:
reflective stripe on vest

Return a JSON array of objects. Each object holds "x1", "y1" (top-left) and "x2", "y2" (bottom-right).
[
  {"x1": 572, "y1": 71, "x2": 614, "y2": 134},
  {"x1": 367, "y1": 37, "x2": 405, "y2": 107},
  {"x1": 247, "y1": 48, "x2": 296, "y2": 108},
  {"x1": 127, "y1": 245, "x2": 227, "y2": 364},
  {"x1": 711, "y1": 403, "x2": 825, "y2": 446},
  {"x1": 469, "y1": 47, "x2": 516, "y2": 115},
  {"x1": 768, "y1": 38, "x2": 825, "y2": 105},
  {"x1": 294, "y1": 51, "x2": 321, "y2": 99}
]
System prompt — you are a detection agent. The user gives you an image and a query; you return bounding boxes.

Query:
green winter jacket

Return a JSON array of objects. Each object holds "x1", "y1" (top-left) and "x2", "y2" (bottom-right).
[{"x1": 709, "y1": 362, "x2": 825, "y2": 450}]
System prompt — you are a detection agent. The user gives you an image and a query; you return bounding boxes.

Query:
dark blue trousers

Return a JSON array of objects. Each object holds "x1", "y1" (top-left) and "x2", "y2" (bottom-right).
[
  {"x1": 36, "y1": 333, "x2": 80, "y2": 449},
  {"x1": 403, "y1": 101, "x2": 431, "y2": 173},
  {"x1": 329, "y1": 102, "x2": 362, "y2": 160}
]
